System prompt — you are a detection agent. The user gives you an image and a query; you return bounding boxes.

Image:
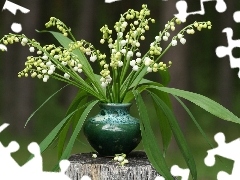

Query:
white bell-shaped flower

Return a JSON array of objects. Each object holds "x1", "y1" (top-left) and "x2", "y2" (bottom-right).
[
  {"x1": 171, "y1": 39, "x2": 178, "y2": 46},
  {"x1": 180, "y1": 38, "x2": 186, "y2": 45}
]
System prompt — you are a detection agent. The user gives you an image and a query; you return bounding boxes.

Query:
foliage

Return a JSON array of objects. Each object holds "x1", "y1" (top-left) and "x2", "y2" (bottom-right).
[{"x1": 0, "y1": 4, "x2": 239, "y2": 179}]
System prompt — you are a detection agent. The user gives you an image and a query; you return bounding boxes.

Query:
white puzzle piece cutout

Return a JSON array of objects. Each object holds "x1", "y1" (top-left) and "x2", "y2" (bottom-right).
[
  {"x1": 215, "y1": 27, "x2": 240, "y2": 78},
  {"x1": 2, "y1": 0, "x2": 30, "y2": 33},
  {"x1": 0, "y1": 141, "x2": 20, "y2": 173},
  {"x1": 2, "y1": 0, "x2": 30, "y2": 15},
  {"x1": 0, "y1": 123, "x2": 72, "y2": 180},
  {"x1": 214, "y1": 3, "x2": 240, "y2": 78},
  {"x1": 204, "y1": 132, "x2": 240, "y2": 179},
  {"x1": 0, "y1": 123, "x2": 9, "y2": 133},
  {"x1": 233, "y1": 11, "x2": 240, "y2": 23},
  {"x1": 171, "y1": 165, "x2": 190, "y2": 180},
  {"x1": 155, "y1": 176, "x2": 165, "y2": 180},
  {"x1": 1, "y1": 1, "x2": 31, "y2": 50},
  {"x1": 154, "y1": 165, "x2": 190, "y2": 180},
  {"x1": 175, "y1": 0, "x2": 227, "y2": 22},
  {"x1": 10, "y1": 23, "x2": 22, "y2": 33}
]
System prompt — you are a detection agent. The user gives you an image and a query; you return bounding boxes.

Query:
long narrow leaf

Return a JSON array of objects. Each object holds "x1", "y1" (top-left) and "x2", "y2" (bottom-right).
[
  {"x1": 60, "y1": 100, "x2": 99, "y2": 160},
  {"x1": 57, "y1": 91, "x2": 88, "y2": 159},
  {"x1": 123, "y1": 85, "x2": 148, "y2": 103},
  {"x1": 57, "y1": 96, "x2": 89, "y2": 159},
  {"x1": 24, "y1": 85, "x2": 68, "y2": 127},
  {"x1": 149, "y1": 88, "x2": 172, "y2": 156},
  {"x1": 38, "y1": 109, "x2": 77, "y2": 154},
  {"x1": 158, "y1": 69, "x2": 171, "y2": 86},
  {"x1": 173, "y1": 95, "x2": 213, "y2": 148},
  {"x1": 50, "y1": 31, "x2": 92, "y2": 72},
  {"x1": 124, "y1": 82, "x2": 173, "y2": 155},
  {"x1": 133, "y1": 90, "x2": 173, "y2": 180},
  {"x1": 129, "y1": 77, "x2": 152, "y2": 89},
  {"x1": 125, "y1": 82, "x2": 173, "y2": 154},
  {"x1": 148, "y1": 86, "x2": 240, "y2": 124},
  {"x1": 37, "y1": 30, "x2": 92, "y2": 72},
  {"x1": 150, "y1": 92, "x2": 197, "y2": 180},
  {"x1": 65, "y1": 90, "x2": 88, "y2": 116},
  {"x1": 46, "y1": 31, "x2": 106, "y2": 98},
  {"x1": 39, "y1": 99, "x2": 93, "y2": 156},
  {"x1": 57, "y1": 119, "x2": 72, "y2": 159},
  {"x1": 37, "y1": 30, "x2": 106, "y2": 101}
]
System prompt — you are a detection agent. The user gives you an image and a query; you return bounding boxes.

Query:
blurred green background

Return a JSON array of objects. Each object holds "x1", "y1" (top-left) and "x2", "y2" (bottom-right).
[{"x1": 0, "y1": 0, "x2": 240, "y2": 179}]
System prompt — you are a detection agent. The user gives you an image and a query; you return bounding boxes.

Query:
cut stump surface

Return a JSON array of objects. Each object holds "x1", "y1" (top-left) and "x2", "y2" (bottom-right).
[{"x1": 66, "y1": 151, "x2": 175, "y2": 180}]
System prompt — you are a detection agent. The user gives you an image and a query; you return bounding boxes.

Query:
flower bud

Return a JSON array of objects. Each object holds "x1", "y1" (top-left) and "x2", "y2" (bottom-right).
[
  {"x1": 48, "y1": 70, "x2": 53, "y2": 75},
  {"x1": 132, "y1": 65, "x2": 139, "y2": 71},
  {"x1": 136, "y1": 58, "x2": 141, "y2": 64},
  {"x1": 118, "y1": 61, "x2": 123, "y2": 67},
  {"x1": 140, "y1": 36, "x2": 145, "y2": 40},
  {"x1": 90, "y1": 55, "x2": 97, "y2": 62},
  {"x1": 117, "y1": 156, "x2": 124, "y2": 162},
  {"x1": 21, "y1": 38, "x2": 28, "y2": 44},
  {"x1": 162, "y1": 36, "x2": 168, "y2": 41},
  {"x1": 92, "y1": 154, "x2": 97, "y2": 158},
  {"x1": 136, "y1": 52, "x2": 141, "y2": 57},
  {"x1": 64, "y1": 73, "x2": 70, "y2": 79},
  {"x1": 100, "y1": 39, "x2": 105, "y2": 44},
  {"x1": 180, "y1": 38, "x2": 186, "y2": 45},
  {"x1": 171, "y1": 39, "x2": 177, "y2": 46},
  {"x1": 147, "y1": 67, "x2": 152, "y2": 72}
]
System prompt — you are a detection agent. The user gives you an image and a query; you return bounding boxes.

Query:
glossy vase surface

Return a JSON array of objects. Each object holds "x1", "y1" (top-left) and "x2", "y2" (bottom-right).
[{"x1": 83, "y1": 103, "x2": 141, "y2": 156}]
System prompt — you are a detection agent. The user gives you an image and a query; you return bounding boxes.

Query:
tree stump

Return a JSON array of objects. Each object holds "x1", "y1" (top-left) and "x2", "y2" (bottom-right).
[{"x1": 66, "y1": 151, "x2": 175, "y2": 180}]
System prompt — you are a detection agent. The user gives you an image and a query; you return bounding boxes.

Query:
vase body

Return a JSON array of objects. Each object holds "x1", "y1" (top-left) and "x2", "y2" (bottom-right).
[{"x1": 83, "y1": 103, "x2": 141, "y2": 156}]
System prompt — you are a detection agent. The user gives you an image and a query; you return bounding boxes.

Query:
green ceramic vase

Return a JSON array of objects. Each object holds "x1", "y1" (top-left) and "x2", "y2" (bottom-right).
[{"x1": 83, "y1": 103, "x2": 141, "y2": 156}]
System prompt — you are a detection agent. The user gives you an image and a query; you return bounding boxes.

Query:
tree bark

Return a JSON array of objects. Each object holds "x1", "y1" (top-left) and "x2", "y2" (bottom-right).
[{"x1": 66, "y1": 151, "x2": 177, "y2": 180}]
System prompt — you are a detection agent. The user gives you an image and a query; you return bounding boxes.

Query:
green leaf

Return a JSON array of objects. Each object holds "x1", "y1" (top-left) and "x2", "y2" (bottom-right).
[
  {"x1": 125, "y1": 81, "x2": 173, "y2": 154},
  {"x1": 57, "y1": 119, "x2": 72, "y2": 160},
  {"x1": 148, "y1": 87, "x2": 172, "y2": 156},
  {"x1": 124, "y1": 84, "x2": 172, "y2": 156},
  {"x1": 59, "y1": 100, "x2": 99, "y2": 160},
  {"x1": 36, "y1": 30, "x2": 87, "y2": 68},
  {"x1": 173, "y1": 95, "x2": 213, "y2": 148},
  {"x1": 24, "y1": 85, "x2": 68, "y2": 127},
  {"x1": 37, "y1": 30, "x2": 106, "y2": 101},
  {"x1": 57, "y1": 89, "x2": 88, "y2": 159},
  {"x1": 133, "y1": 90, "x2": 173, "y2": 180},
  {"x1": 158, "y1": 69, "x2": 171, "y2": 86},
  {"x1": 38, "y1": 109, "x2": 77, "y2": 154},
  {"x1": 65, "y1": 90, "x2": 88, "y2": 116},
  {"x1": 123, "y1": 85, "x2": 147, "y2": 103},
  {"x1": 72, "y1": 97, "x2": 88, "y2": 130},
  {"x1": 129, "y1": 76, "x2": 151, "y2": 89},
  {"x1": 150, "y1": 92, "x2": 197, "y2": 180},
  {"x1": 150, "y1": 86, "x2": 240, "y2": 124},
  {"x1": 48, "y1": 31, "x2": 101, "y2": 88},
  {"x1": 48, "y1": 31, "x2": 93, "y2": 72}
]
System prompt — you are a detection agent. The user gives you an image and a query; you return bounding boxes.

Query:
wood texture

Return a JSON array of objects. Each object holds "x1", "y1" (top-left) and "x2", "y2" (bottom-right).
[{"x1": 66, "y1": 151, "x2": 177, "y2": 180}]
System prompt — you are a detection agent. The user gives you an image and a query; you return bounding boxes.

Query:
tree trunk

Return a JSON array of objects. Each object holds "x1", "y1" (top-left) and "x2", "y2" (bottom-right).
[{"x1": 66, "y1": 151, "x2": 177, "y2": 180}]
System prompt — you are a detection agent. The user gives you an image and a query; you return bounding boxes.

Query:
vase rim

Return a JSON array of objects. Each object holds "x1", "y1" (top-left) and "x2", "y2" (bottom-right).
[{"x1": 99, "y1": 102, "x2": 131, "y2": 107}]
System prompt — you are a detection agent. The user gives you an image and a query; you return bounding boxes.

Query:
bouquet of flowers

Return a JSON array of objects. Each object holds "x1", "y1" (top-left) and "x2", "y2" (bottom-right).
[{"x1": 1, "y1": 4, "x2": 239, "y2": 179}]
